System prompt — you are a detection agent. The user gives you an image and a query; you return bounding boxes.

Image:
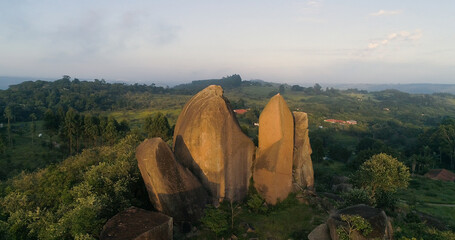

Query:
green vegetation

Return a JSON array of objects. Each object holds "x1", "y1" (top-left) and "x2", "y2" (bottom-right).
[
  {"x1": 197, "y1": 194, "x2": 327, "y2": 239},
  {"x1": 1, "y1": 76, "x2": 455, "y2": 239},
  {"x1": 0, "y1": 134, "x2": 149, "y2": 239},
  {"x1": 354, "y1": 153, "x2": 410, "y2": 205},
  {"x1": 336, "y1": 214, "x2": 372, "y2": 240}
]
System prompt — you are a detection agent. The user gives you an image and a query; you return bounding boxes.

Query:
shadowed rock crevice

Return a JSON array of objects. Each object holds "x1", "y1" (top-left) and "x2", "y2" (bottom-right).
[
  {"x1": 136, "y1": 138, "x2": 208, "y2": 222},
  {"x1": 100, "y1": 207, "x2": 172, "y2": 240}
]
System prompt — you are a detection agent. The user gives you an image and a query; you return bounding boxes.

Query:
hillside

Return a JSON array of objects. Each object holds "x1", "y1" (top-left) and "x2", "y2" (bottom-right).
[{"x1": 1, "y1": 76, "x2": 455, "y2": 239}]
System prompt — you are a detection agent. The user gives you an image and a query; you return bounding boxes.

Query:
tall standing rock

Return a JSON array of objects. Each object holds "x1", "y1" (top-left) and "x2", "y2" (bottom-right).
[
  {"x1": 173, "y1": 85, "x2": 255, "y2": 202},
  {"x1": 254, "y1": 94, "x2": 294, "y2": 204},
  {"x1": 136, "y1": 138, "x2": 207, "y2": 222},
  {"x1": 293, "y1": 111, "x2": 314, "y2": 191}
]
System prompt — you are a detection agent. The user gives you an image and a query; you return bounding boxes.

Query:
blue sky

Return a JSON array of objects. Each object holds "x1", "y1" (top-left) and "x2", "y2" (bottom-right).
[{"x1": 0, "y1": 0, "x2": 454, "y2": 85}]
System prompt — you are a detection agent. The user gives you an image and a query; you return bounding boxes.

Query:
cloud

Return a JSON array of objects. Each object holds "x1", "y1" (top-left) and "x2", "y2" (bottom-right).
[
  {"x1": 367, "y1": 29, "x2": 422, "y2": 50},
  {"x1": 370, "y1": 10, "x2": 402, "y2": 16}
]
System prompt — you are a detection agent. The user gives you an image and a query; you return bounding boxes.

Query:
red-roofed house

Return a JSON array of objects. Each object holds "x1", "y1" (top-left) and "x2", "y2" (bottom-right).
[
  {"x1": 233, "y1": 109, "x2": 248, "y2": 115},
  {"x1": 324, "y1": 119, "x2": 346, "y2": 124},
  {"x1": 424, "y1": 169, "x2": 455, "y2": 182}
]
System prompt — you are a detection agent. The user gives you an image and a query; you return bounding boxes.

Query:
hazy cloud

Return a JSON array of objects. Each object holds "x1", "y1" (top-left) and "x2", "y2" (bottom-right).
[
  {"x1": 370, "y1": 10, "x2": 402, "y2": 16},
  {"x1": 368, "y1": 29, "x2": 422, "y2": 50}
]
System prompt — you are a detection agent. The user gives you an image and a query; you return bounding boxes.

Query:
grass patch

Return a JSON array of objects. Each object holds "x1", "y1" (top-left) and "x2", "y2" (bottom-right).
[{"x1": 398, "y1": 176, "x2": 455, "y2": 204}]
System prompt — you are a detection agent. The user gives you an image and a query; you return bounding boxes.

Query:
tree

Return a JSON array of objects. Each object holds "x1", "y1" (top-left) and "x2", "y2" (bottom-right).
[
  {"x1": 83, "y1": 115, "x2": 99, "y2": 147},
  {"x1": 103, "y1": 117, "x2": 119, "y2": 145},
  {"x1": 4, "y1": 106, "x2": 13, "y2": 146},
  {"x1": 200, "y1": 205, "x2": 229, "y2": 238},
  {"x1": 44, "y1": 109, "x2": 60, "y2": 143},
  {"x1": 279, "y1": 84, "x2": 285, "y2": 94},
  {"x1": 354, "y1": 153, "x2": 410, "y2": 200},
  {"x1": 30, "y1": 113, "x2": 37, "y2": 145},
  {"x1": 143, "y1": 112, "x2": 171, "y2": 141},
  {"x1": 336, "y1": 214, "x2": 372, "y2": 240},
  {"x1": 437, "y1": 124, "x2": 455, "y2": 169},
  {"x1": 64, "y1": 108, "x2": 79, "y2": 155}
]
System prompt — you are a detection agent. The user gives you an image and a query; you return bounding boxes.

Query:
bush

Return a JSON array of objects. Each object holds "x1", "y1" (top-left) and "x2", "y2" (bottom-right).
[
  {"x1": 247, "y1": 194, "x2": 267, "y2": 214},
  {"x1": 341, "y1": 188, "x2": 374, "y2": 208},
  {"x1": 336, "y1": 214, "x2": 372, "y2": 240},
  {"x1": 200, "y1": 205, "x2": 229, "y2": 237}
]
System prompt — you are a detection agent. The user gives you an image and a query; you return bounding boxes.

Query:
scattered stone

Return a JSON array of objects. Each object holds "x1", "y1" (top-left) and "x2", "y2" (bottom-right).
[
  {"x1": 332, "y1": 176, "x2": 350, "y2": 185},
  {"x1": 308, "y1": 224, "x2": 331, "y2": 240},
  {"x1": 254, "y1": 94, "x2": 294, "y2": 204},
  {"x1": 326, "y1": 204, "x2": 393, "y2": 240},
  {"x1": 100, "y1": 207, "x2": 172, "y2": 240},
  {"x1": 331, "y1": 183, "x2": 353, "y2": 193},
  {"x1": 173, "y1": 85, "x2": 255, "y2": 202},
  {"x1": 292, "y1": 111, "x2": 314, "y2": 191},
  {"x1": 136, "y1": 138, "x2": 208, "y2": 222}
]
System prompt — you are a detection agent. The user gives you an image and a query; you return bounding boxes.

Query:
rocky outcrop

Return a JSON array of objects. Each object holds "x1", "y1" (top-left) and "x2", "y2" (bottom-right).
[
  {"x1": 326, "y1": 204, "x2": 393, "y2": 240},
  {"x1": 254, "y1": 94, "x2": 294, "y2": 204},
  {"x1": 100, "y1": 207, "x2": 172, "y2": 240},
  {"x1": 292, "y1": 111, "x2": 314, "y2": 191},
  {"x1": 173, "y1": 85, "x2": 255, "y2": 202},
  {"x1": 136, "y1": 138, "x2": 208, "y2": 221},
  {"x1": 308, "y1": 223, "x2": 331, "y2": 240}
]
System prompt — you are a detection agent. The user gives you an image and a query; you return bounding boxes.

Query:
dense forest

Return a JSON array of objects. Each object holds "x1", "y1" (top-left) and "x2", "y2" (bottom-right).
[{"x1": 1, "y1": 75, "x2": 455, "y2": 239}]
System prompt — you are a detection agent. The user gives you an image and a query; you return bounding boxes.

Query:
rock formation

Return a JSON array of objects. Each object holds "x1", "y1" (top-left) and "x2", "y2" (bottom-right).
[
  {"x1": 254, "y1": 93, "x2": 294, "y2": 204},
  {"x1": 136, "y1": 138, "x2": 208, "y2": 221},
  {"x1": 326, "y1": 204, "x2": 393, "y2": 240},
  {"x1": 100, "y1": 207, "x2": 173, "y2": 240},
  {"x1": 308, "y1": 223, "x2": 331, "y2": 240},
  {"x1": 292, "y1": 111, "x2": 314, "y2": 191},
  {"x1": 173, "y1": 85, "x2": 255, "y2": 202}
]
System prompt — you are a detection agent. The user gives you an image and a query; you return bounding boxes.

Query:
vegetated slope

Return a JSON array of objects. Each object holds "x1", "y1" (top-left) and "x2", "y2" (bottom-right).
[{"x1": 0, "y1": 134, "x2": 150, "y2": 240}]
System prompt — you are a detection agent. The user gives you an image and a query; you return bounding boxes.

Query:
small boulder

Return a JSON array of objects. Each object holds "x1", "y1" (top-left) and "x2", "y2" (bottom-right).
[
  {"x1": 292, "y1": 111, "x2": 314, "y2": 191},
  {"x1": 326, "y1": 204, "x2": 393, "y2": 240},
  {"x1": 136, "y1": 138, "x2": 208, "y2": 221},
  {"x1": 100, "y1": 207, "x2": 172, "y2": 240},
  {"x1": 331, "y1": 183, "x2": 353, "y2": 193},
  {"x1": 308, "y1": 224, "x2": 331, "y2": 240},
  {"x1": 254, "y1": 94, "x2": 294, "y2": 204}
]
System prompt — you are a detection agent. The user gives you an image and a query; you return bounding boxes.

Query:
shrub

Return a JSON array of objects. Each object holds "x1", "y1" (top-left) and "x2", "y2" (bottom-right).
[
  {"x1": 200, "y1": 205, "x2": 229, "y2": 237},
  {"x1": 336, "y1": 214, "x2": 372, "y2": 240}
]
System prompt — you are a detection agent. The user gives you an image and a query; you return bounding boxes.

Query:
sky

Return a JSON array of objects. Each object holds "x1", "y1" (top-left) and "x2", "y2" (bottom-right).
[{"x1": 0, "y1": 0, "x2": 454, "y2": 86}]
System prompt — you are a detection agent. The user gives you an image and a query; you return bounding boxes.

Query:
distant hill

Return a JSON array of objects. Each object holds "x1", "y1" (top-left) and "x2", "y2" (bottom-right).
[
  {"x1": 329, "y1": 83, "x2": 455, "y2": 95},
  {"x1": 0, "y1": 76, "x2": 54, "y2": 89},
  {"x1": 173, "y1": 74, "x2": 242, "y2": 93}
]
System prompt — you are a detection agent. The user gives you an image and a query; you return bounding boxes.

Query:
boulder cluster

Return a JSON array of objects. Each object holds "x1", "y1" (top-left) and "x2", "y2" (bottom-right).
[{"x1": 102, "y1": 85, "x2": 314, "y2": 239}]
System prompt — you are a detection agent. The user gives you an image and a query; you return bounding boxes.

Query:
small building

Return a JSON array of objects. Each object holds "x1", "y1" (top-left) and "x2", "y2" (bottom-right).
[
  {"x1": 233, "y1": 109, "x2": 248, "y2": 115},
  {"x1": 324, "y1": 119, "x2": 346, "y2": 124},
  {"x1": 346, "y1": 120, "x2": 357, "y2": 125},
  {"x1": 424, "y1": 169, "x2": 455, "y2": 182}
]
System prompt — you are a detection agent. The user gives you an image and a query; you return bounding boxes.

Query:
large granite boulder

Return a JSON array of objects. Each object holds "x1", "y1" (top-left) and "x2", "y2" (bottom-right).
[
  {"x1": 254, "y1": 94, "x2": 294, "y2": 204},
  {"x1": 136, "y1": 138, "x2": 208, "y2": 221},
  {"x1": 326, "y1": 204, "x2": 393, "y2": 240},
  {"x1": 173, "y1": 85, "x2": 255, "y2": 202},
  {"x1": 292, "y1": 111, "x2": 314, "y2": 191},
  {"x1": 100, "y1": 207, "x2": 172, "y2": 240}
]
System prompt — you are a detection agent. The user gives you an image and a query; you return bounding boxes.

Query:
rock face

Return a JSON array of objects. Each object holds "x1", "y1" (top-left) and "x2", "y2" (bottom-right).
[
  {"x1": 308, "y1": 223, "x2": 331, "y2": 240},
  {"x1": 254, "y1": 94, "x2": 294, "y2": 204},
  {"x1": 173, "y1": 85, "x2": 255, "y2": 202},
  {"x1": 292, "y1": 111, "x2": 314, "y2": 191},
  {"x1": 136, "y1": 138, "x2": 208, "y2": 221},
  {"x1": 326, "y1": 204, "x2": 393, "y2": 240},
  {"x1": 100, "y1": 207, "x2": 172, "y2": 240}
]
